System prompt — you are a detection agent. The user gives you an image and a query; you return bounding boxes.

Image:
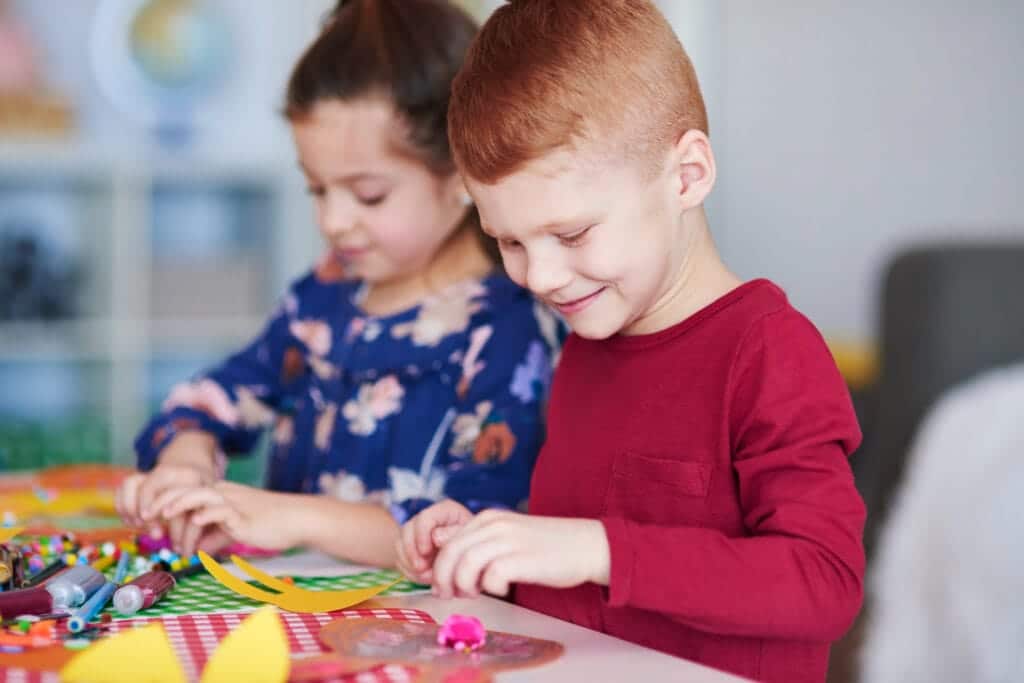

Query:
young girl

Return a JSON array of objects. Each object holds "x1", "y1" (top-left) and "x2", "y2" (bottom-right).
[{"x1": 115, "y1": 0, "x2": 562, "y2": 568}]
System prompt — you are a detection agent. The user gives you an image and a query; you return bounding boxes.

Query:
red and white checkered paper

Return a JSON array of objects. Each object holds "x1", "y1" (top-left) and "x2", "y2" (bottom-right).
[{"x1": 1, "y1": 607, "x2": 433, "y2": 683}]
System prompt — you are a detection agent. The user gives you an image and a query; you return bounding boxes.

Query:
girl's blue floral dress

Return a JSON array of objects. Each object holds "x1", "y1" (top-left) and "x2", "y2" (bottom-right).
[{"x1": 136, "y1": 261, "x2": 564, "y2": 522}]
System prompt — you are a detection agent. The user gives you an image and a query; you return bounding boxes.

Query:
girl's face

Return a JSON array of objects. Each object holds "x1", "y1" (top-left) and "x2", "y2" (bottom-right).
[{"x1": 291, "y1": 97, "x2": 468, "y2": 284}]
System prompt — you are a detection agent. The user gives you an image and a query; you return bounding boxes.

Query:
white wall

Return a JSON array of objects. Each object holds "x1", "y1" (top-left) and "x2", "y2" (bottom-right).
[{"x1": 661, "y1": 1, "x2": 1024, "y2": 341}]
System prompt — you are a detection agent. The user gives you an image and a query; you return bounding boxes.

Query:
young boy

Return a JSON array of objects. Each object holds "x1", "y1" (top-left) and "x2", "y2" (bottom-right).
[{"x1": 397, "y1": 2, "x2": 865, "y2": 682}]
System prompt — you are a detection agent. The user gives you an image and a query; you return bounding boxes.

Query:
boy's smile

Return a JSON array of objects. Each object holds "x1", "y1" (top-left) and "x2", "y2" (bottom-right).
[{"x1": 469, "y1": 147, "x2": 695, "y2": 339}]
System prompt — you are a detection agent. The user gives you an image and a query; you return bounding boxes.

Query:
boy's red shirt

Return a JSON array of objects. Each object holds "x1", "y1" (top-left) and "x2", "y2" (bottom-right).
[{"x1": 517, "y1": 279, "x2": 865, "y2": 683}]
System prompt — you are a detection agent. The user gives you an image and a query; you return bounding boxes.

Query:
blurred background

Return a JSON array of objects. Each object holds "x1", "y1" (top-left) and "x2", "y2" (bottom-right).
[{"x1": 0, "y1": 1, "x2": 1021, "y2": 677}]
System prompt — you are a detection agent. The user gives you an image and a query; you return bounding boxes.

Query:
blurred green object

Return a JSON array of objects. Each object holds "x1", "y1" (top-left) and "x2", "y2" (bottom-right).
[
  {"x1": 0, "y1": 417, "x2": 111, "y2": 470},
  {"x1": 0, "y1": 416, "x2": 265, "y2": 486}
]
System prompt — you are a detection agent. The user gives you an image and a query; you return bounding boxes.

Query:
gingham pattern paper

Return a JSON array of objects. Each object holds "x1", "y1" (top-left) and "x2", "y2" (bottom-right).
[
  {"x1": 101, "y1": 571, "x2": 428, "y2": 618},
  {"x1": 2, "y1": 608, "x2": 433, "y2": 683}
]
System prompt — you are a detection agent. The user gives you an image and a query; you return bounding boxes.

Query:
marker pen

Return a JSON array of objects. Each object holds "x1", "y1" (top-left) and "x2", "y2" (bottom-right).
[
  {"x1": 45, "y1": 565, "x2": 106, "y2": 609},
  {"x1": 113, "y1": 570, "x2": 176, "y2": 616}
]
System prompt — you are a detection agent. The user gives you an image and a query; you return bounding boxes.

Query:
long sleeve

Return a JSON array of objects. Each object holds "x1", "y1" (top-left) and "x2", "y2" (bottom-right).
[
  {"x1": 386, "y1": 296, "x2": 559, "y2": 523},
  {"x1": 135, "y1": 289, "x2": 303, "y2": 471},
  {"x1": 602, "y1": 310, "x2": 865, "y2": 642}
]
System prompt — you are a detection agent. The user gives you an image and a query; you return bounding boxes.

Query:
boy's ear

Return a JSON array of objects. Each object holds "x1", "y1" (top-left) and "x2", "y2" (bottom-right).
[{"x1": 672, "y1": 129, "x2": 716, "y2": 210}]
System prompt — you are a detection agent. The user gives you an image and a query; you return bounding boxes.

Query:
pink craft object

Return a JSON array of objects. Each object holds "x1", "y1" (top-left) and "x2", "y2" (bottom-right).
[{"x1": 437, "y1": 614, "x2": 487, "y2": 651}]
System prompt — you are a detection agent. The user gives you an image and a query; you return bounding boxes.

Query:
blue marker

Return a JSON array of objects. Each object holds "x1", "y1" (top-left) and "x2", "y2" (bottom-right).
[
  {"x1": 67, "y1": 580, "x2": 117, "y2": 633},
  {"x1": 114, "y1": 552, "x2": 131, "y2": 584}
]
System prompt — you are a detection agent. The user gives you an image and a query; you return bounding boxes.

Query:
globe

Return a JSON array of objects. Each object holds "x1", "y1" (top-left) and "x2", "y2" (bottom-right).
[{"x1": 128, "y1": 0, "x2": 228, "y2": 92}]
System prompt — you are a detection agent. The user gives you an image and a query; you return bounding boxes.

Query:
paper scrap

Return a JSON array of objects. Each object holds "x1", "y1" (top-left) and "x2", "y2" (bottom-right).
[
  {"x1": 61, "y1": 623, "x2": 187, "y2": 683},
  {"x1": 0, "y1": 527, "x2": 25, "y2": 543},
  {"x1": 200, "y1": 606, "x2": 288, "y2": 683},
  {"x1": 197, "y1": 551, "x2": 399, "y2": 613}
]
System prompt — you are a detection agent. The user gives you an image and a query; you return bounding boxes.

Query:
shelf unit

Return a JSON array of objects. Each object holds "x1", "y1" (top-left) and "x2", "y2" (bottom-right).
[{"x1": 0, "y1": 141, "x2": 317, "y2": 469}]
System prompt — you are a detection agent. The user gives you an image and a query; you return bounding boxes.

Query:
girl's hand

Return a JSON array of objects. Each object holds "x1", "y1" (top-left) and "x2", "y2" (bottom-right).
[
  {"x1": 116, "y1": 432, "x2": 220, "y2": 543},
  {"x1": 153, "y1": 482, "x2": 302, "y2": 557},
  {"x1": 396, "y1": 499, "x2": 474, "y2": 584},
  {"x1": 430, "y1": 511, "x2": 611, "y2": 599}
]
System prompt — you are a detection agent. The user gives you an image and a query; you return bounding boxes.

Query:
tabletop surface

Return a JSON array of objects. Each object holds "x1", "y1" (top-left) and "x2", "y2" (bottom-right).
[{"x1": 244, "y1": 551, "x2": 750, "y2": 683}]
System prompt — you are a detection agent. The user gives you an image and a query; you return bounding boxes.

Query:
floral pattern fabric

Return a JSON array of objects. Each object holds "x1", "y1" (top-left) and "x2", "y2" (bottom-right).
[{"x1": 136, "y1": 267, "x2": 564, "y2": 522}]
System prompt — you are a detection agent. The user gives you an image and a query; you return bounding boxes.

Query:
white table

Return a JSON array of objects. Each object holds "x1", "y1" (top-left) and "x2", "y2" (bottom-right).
[{"x1": 240, "y1": 552, "x2": 749, "y2": 683}]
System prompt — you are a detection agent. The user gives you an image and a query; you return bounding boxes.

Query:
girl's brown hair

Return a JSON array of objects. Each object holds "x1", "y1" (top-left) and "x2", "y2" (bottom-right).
[{"x1": 286, "y1": 0, "x2": 499, "y2": 264}]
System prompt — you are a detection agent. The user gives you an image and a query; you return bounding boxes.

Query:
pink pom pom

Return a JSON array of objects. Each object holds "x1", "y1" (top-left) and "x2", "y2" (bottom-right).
[{"x1": 437, "y1": 614, "x2": 486, "y2": 651}]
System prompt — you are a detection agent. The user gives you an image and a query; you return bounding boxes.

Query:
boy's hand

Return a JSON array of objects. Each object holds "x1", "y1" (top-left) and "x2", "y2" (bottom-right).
[
  {"x1": 116, "y1": 432, "x2": 220, "y2": 541},
  {"x1": 431, "y1": 511, "x2": 610, "y2": 599},
  {"x1": 154, "y1": 482, "x2": 301, "y2": 557},
  {"x1": 396, "y1": 499, "x2": 473, "y2": 584}
]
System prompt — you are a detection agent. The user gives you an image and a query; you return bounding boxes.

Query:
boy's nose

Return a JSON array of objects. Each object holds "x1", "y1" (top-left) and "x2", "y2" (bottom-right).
[{"x1": 524, "y1": 251, "x2": 573, "y2": 298}]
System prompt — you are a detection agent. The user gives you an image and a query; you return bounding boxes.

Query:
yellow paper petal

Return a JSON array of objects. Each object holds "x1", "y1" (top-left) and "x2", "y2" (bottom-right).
[
  {"x1": 0, "y1": 527, "x2": 24, "y2": 543},
  {"x1": 61, "y1": 623, "x2": 187, "y2": 683},
  {"x1": 197, "y1": 551, "x2": 286, "y2": 603},
  {"x1": 198, "y1": 551, "x2": 400, "y2": 613},
  {"x1": 229, "y1": 554, "x2": 296, "y2": 592},
  {"x1": 200, "y1": 606, "x2": 288, "y2": 683}
]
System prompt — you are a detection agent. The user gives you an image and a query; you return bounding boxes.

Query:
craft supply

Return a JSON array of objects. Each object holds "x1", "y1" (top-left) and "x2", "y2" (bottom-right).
[
  {"x1": 319, "y1": 618, "x2": 565, "y2": 676},
  {"x1": 67, "y1": 580, "x2": 117, "y2": 633},
  {"x1": 25, "y1": 557, "x2": 66, "y2": 587},
  {"x1": 199, "y1": 606, "x2": 288, "y2": 683},
  {"x1": 437, "y1": 614, "x2": 487, "y2": 651},
  {"x1": 113, "y1": 550, "x2": 131, "y2": 584},
  {"x1": 198, "y1": 552, "x2": 399, "y2": 613},
  {"x1": 0, "y1": 611, "x2": 67, "y2": 627},
  {"x1": 113, "y1": 570, "x2": 176, "y2": 615},
  {"x1": 61, "y1": 622, "x2": 188, "y2": 683},
  {"x1": 0, "y1": 584, "x2": 55, "y2": 617},
  {"x1": 0, "y1": 543, "x2": 26, "y2": 589},
  {"x1": 91, "y1": 554, "x2": 115, "y2": 573},
  {"x1": 45, "y1": 565, "x2": 106, "y2": 609}
]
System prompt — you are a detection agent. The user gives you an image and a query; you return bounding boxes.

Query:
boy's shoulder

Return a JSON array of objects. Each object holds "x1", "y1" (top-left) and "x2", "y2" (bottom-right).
[{"x1": 727, "y1": 278, "x2": 828, "y2": 347}]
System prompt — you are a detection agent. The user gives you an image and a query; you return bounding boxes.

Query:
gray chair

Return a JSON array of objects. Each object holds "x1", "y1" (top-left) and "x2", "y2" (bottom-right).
[{"x1": 856, "y1": 242, "x2": 1024, "y2": 554}]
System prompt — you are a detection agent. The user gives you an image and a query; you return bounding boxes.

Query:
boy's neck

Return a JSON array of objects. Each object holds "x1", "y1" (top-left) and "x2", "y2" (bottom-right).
[
  {"x1": 360, "y1": 226, "x2": 494, "y2": 317},
  {"x1": 623, "y1": 208, "x2": 742, "y2": 336}
]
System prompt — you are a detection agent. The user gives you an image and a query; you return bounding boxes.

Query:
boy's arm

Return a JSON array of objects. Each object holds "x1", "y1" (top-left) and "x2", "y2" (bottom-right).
[{"x1": 601, "y1": 311, "x2": 865, "y2": 642}]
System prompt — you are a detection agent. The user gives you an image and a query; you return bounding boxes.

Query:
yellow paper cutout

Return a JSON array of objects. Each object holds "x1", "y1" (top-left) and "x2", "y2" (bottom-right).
[
  {"x1": 200, "y1": 606, "x2": 288, "y2": 683},
  {"x1": 0, "y1": 527, "x2": 25, "y2": 543},
  {"x1": 229, "y1": 554, "x2": 296, "y2": 592},
  {"x1": 61, "y1": 623, "x2": 187, "y2": 683},
  {"x1": 197, "y1": 551, "x2": 400, "y2": 613}
]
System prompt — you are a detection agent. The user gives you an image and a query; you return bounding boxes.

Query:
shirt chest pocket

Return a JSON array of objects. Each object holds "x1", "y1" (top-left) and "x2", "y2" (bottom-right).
[{"x1": 603, "y1": 452, "x2": 712, "y2": 525}]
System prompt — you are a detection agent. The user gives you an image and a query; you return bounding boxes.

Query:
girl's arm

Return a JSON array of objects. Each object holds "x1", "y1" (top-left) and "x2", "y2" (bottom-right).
[{"x1": 135, "y1": 281, "x2": 315, "y2": 471}]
